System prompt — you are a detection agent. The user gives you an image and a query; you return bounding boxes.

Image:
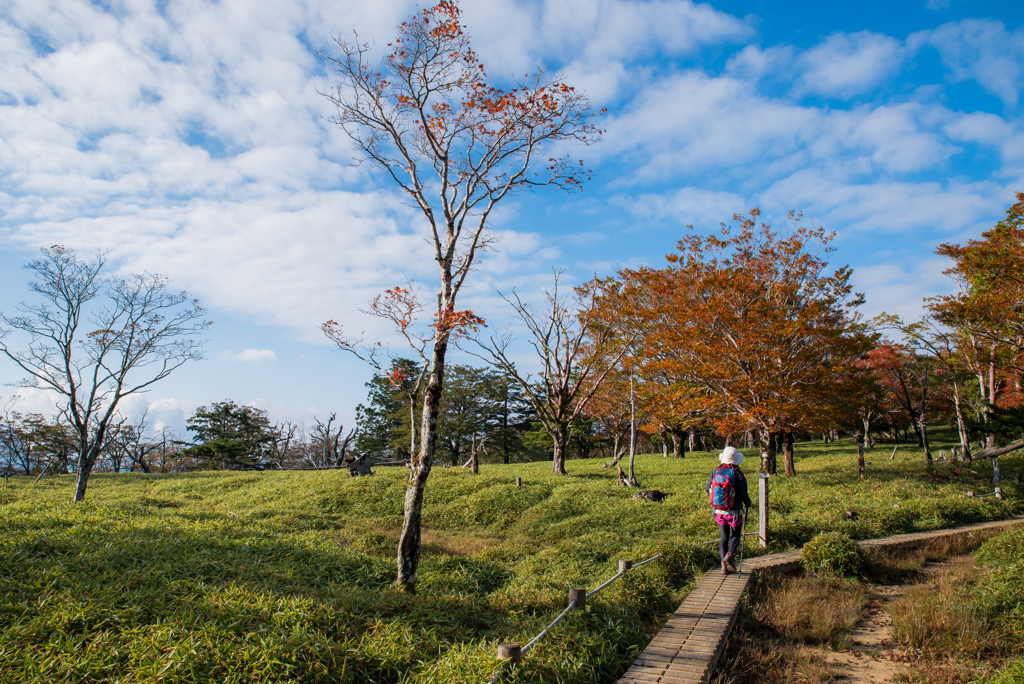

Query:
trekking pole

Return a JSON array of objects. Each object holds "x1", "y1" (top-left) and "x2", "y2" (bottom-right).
[{"x1": 737, "y1": 507, "x2": 748, "y2": 577}]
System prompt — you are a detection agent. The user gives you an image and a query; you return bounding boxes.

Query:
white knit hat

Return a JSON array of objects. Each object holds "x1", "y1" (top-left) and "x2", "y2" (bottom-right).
[{"x1": 719, "y1": 446, "x2": 744, "y2": 465}]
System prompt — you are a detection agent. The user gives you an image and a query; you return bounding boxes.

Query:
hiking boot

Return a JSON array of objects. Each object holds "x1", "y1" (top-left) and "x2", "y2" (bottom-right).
[
  {"x1": 724, "y1": 554, "x2": 737, "y2": 573},
  {"x1": 721, "y1": 561, "x2": 729, "y2": 575}
]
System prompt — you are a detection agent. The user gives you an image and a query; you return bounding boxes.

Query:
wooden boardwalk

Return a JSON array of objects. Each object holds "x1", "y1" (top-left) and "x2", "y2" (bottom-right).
[{"x1": 617, "y1": 516, "x2": 1024, "y2": 684}]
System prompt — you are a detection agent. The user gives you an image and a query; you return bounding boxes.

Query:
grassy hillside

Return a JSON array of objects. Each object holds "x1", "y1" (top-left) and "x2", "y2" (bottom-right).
[{"x1": 1, "y1": 438, "x2": 1020, "y2": 683}]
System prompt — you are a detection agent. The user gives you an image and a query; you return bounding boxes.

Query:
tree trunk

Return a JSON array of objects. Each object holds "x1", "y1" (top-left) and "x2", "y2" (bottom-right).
[
  {"x1": 409, "y1": 391, "x2": 417, "y2": 459},
  {"x1": 671, "y1": 429, "x2": 685, "y2": 458},
  {"x1": 605, "y1": 432, "x2": 624, "y2": 468},
  {"x1": 759, "y1": 433, "x2": 775, "y2": 474},
  {"x1": 862, "y1": 414, "x2": 874, "y2": 448},
  {"x1": 952, "y1": 379, "x2": 972, "y2": 461},
  {"x1": 72, "y1": 441, "x2": 101, "y2": 503},
  {"x1": 396, "y1": 331, "x2": 448, "y2": 593},
  {"x1": 470, "y1": 434, "x2": 478, "y2": 474},
  {"x1": 552, "y1": 429, "x2": 568, "y2": 475},
  {"x1": 768, "y1": 431, "x2": 781, "y2": 475},
  {"x1": 660, "y1": 427, "x2": 669, "y2": 457},
  {"x1": 783, "y1": 430, "x2": 796, "y2": 476},
  {"x1": 987, "y1": 343, "x2": 997, "y2": 449},
  {"x1": 918, "y1": 418, "x2": 932, "y2": 468},
  {"x1": 627, "y1": 416, "x2": 636, "y2": 485},
  {"x1": 689, "y1": 432, "x2": 696, "y2": 452}
]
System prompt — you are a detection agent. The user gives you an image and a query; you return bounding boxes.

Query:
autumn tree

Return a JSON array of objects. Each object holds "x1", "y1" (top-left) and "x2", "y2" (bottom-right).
[
  {"x1": 321, "y1": 1, "x2": 601, "y2": 591},
  {"x1": 932, "y1": 192, "x2": 1024, "y2": 366},
  {"x1": 0, "y1": 247, "x2": 207, "y2": 501},
  {"x1": 877, "y1": 316, "x2": 978, "y2": 458},
  {"x1": 928, "y1": 193, "x2": 1024, "y2": 448},
  {"x1": 866, "y1": 342, "x2": 939, "y2": 465},
  {"x1": 603, "y1": 210, "x2": 872, "y2": 476}
]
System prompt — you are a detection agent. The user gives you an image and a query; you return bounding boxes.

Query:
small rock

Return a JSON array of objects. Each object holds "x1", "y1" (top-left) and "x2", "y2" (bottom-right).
[{"x1": 846, "y1": 510, "x2": 858, "y2": 519}]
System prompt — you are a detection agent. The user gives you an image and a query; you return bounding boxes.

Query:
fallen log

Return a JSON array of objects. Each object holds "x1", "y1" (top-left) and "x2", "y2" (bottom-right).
[{"x1": 970, "y1": 439, "x2": 1024, "y2": 460}]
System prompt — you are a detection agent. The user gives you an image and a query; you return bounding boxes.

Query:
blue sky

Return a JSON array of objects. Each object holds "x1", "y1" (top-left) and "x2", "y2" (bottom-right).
[{"x1": 1, "y1": 0, "x2": 1023, "y2": 437}]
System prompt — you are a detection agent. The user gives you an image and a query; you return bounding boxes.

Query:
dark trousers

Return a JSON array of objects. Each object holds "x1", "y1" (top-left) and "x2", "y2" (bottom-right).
[{"x1": 719, "y1": 519, "x2": 742, "y2": 561}]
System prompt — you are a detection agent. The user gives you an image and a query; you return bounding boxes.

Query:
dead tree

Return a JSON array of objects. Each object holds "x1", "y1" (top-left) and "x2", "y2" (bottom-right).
[{"x1": 309, "y1": 414, "x2": 355, "y2": 468}]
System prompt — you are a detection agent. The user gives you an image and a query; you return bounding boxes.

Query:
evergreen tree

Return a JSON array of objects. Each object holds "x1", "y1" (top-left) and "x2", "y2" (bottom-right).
[
  {"x1": 354, "y1": 358, "x2": 421, "y2": 458},
  {"x1": 185, "y1": 400, "x2": 274, "y2": 469}
]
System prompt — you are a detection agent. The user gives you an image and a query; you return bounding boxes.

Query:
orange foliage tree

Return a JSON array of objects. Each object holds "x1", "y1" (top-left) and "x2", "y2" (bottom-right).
[
  {"x1": 929, "y1": 192, "x2": 1024, "y2": 446},
  {"x1": 598, "y1": 210, "x2": 873, "y2": 475},
  {"x1": 320, "y1": 1, "x2": 601, "y2": 591}
]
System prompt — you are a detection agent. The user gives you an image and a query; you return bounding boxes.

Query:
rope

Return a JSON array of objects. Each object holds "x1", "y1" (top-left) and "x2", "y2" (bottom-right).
[
  {"x1": 520, "y1": 600, "x2": 577, "y2": 656},
  {"x1": 486, "y1": 552, "x2": 662, "y2": 683}
]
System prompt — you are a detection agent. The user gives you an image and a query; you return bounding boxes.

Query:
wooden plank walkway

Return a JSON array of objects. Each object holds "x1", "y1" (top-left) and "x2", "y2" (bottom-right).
[{"x1": 617, "y1": 515, "x2": 1024, "y2": 684}]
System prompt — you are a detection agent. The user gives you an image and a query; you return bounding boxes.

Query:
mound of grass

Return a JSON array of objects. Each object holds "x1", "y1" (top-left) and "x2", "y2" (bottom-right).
[
  {"x1": 0, "y1": 435, "x2": 1021, "y2": 682},
  {"x1": 801, "y1": 531, "x2": 865, "y2": 578}
]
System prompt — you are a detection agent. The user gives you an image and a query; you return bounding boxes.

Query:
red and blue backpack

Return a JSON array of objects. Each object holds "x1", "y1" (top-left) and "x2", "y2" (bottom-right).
[{"x1": 709, "y1": 464, "x2": 737, "y2": 511}]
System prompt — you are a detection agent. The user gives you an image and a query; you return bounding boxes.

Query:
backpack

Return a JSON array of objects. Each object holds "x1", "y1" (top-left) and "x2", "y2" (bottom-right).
[{"x1": 709, "y1": 464, "x2": 737, "y2": 511}]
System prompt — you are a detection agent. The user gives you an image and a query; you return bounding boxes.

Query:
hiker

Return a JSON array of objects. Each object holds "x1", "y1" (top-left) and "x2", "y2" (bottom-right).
[{"x1": 705, "y1": 446, "x2": 752, "y2": 575}]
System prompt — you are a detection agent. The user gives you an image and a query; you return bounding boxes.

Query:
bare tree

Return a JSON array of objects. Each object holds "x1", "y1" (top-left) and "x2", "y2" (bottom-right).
[
  {"x1": 472, "y1": 273, "x2": 632, "y2": 475},
  {"x1": 0, "y1": 246, "x2": 208, "y2": 501},
  {"x1": 104, "y1": 410, "x2": 159, "y2": 473},
  {"x1": 0, "y1": 399, "x2": 34, "y2": 476},
  {"x1": 308, "y1": 413, "x2": 355, "y2": 467},
  {"x1": 320, "y1": 1, "x2": 601, "y2": 591},
  {"x1": 266, "y1": 421, "x2": 298, "y2": 469}
]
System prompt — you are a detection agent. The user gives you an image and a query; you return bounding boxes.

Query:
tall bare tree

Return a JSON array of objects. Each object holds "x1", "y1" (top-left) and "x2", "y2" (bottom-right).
[
  {"x1": 320, "y1": 1, "x2": 601, "y2": 591},
  {"x1": 0, "y1": 246, "x2": 207, "y2": 501},
  {"x1": 472, "y1": 273, "x2": 631, "y2": 475}
]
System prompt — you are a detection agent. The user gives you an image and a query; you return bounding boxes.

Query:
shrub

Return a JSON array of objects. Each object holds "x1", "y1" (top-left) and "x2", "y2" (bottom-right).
[{"x1": 800, "y1": 531, "x2": 864, "y2": 577}]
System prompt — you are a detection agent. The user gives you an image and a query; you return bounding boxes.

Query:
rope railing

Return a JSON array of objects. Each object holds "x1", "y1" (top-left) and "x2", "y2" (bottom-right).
[
  {"x1": 967, "y1": 488, "x2": 1004, "y2": 499},
  {"x1": 487, "y1": 552, "x2": 662, "y2": 684}
]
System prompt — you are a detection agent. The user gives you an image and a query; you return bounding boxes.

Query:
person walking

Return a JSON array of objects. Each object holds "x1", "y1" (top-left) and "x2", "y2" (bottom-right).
[{"x1": 706, "y1": 446, "x2": 752, "y2": 574}]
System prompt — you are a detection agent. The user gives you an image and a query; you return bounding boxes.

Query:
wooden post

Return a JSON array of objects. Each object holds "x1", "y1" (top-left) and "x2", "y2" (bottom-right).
[
  {"x1": 515, "y1": 477, "x2": 521, "y2": 487},
  {"x1": 618, "y1": 559, "x2": 633, "y2": 573},
  {"x1": 568, "y1": 587, "x2": 586, "y2": 608},
  {"x1": 497, "y1": 643, "x2": 521, "y2": 663},
  {"x1": 857, "y1": 434, "x2": 865, "y2": 480},
  {"x1": 967, "y1": 490, "x2": 975, "y2": 498},
  {"x1": 995, "y1": 487, "x2": 1003, "y2": 500},
  {"x1": 758, "y1": 473, "x2": 769, "y2": 548}
]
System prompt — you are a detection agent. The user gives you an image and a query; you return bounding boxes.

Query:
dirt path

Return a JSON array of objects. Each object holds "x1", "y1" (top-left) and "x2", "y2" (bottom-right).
[{"x1": 824, "y1": 557, "x2": 970, "y2": 683}]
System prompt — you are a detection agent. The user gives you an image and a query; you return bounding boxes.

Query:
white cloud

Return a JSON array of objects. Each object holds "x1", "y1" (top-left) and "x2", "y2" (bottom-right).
[
  {"x1": 909, "y1": 19, "x2": 1024, "y2": 106},
  {"x1": 852, "y1": 257, "x2": 954, "y2": 322},
  {"x1": 600, "y1": 71, "x2": 961, "y2": 183},
  {"x1": 462, "y1": 0, "x2": 753, "y2": 102},
  {"x1": 725, "y1": 44, "x2": 797, "y2": 83},
  {"x1": 222, "y1": 349, "x2": 278, "y2": 362},
  {"x1": 611, "y1": 187, "x2": 748, "y2": 226},
  {"x1": 795, "y1": 31, "x2": 906, "y2": 98}
]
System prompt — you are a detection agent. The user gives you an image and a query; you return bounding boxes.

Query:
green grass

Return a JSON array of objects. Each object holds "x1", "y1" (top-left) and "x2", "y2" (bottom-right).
[{"x1": 1, "y1": 437, "x2": 1021, "y2": 683}]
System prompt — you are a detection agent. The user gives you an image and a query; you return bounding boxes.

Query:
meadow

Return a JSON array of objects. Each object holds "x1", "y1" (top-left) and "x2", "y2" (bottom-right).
[{"x1": 1, "y1": 437, "x2": 1020, "y2": 683}]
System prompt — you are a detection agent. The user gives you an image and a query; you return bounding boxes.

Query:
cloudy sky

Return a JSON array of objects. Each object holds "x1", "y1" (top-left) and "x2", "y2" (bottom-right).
[{"x1": 1, "y1": 0, "x2": 1022, "y2": 435}]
